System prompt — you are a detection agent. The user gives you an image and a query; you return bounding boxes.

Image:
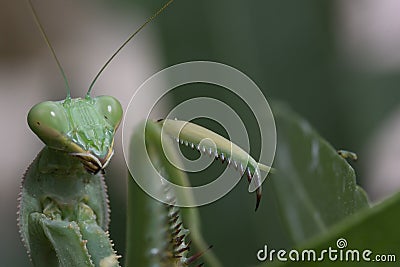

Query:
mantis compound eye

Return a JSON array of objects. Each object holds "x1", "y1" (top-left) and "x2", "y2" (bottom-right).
[
  {"x1": 94, "y1": 96, "x2": 123, "y2": 131},
  {"x1": 27, "y1": 101, "x2": 69, "y2": 147}
]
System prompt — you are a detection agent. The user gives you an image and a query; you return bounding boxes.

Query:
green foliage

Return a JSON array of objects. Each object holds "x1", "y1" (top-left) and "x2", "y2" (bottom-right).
[
  {"x1": 271, "y1": 103, "x2": 369, "y2": 244},
  {"x1": 254, "y1": 104, "x2": 398, "y2": 266},
  {"x1": 264, "y1": 192, "x2": 400, "y2": 267}
]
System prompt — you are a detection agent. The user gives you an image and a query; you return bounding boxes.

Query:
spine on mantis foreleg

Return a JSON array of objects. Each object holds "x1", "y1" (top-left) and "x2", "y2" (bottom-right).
[
  {"x1": 126, "y1": 121, "x2": 220, "y2": 267},
  {"x1": 18, "y1": 147, "x2": 120, "y2": 267}
]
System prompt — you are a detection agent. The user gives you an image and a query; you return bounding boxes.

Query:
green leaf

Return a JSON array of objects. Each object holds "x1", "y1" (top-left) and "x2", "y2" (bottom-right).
[
  {"x1": 258, "y1": 192, "x2": 400, "y2": 267},
  {"x1": 271, "y1": 103, "x2": 369, "y2": 244}
]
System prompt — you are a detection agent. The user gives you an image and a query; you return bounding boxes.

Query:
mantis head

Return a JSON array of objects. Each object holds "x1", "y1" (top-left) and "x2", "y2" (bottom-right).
[
  {"x1": 27, "y1": 95, "x2": 123, "y2": 173},
  {"x1": 25, "y1": 0, "x2": 172, "y2": 174}
]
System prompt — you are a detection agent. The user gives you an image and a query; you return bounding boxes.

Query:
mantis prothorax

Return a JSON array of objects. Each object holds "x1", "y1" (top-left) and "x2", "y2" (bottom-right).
[{"x1": 18, "y1": 0, "x2": 273, "y2": 266}]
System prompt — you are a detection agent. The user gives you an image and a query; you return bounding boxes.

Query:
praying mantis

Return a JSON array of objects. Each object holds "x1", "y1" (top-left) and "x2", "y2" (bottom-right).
[{"x1": 17, "y1": 0, "x2": 274, "y2": 266}]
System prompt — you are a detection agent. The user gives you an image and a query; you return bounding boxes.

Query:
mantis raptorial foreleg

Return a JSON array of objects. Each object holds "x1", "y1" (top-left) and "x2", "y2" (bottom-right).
[
  {"x1": 126, "y1": 121, "x2": 221, "y2": 267},
  {"x1": 158, "y1": 119, "x2": 275, "y2": 210},
  {"x1": 126, "y1": 119, "x2": 274, "y2": 266},
  {"x1": 29, "y1": 207, "x2": 118, "y2": 267}
]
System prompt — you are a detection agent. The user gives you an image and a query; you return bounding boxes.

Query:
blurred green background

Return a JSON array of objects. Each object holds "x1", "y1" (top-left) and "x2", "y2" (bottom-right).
[{"x1": 2, "y1": 0, "x2": 400, "y2": 266}]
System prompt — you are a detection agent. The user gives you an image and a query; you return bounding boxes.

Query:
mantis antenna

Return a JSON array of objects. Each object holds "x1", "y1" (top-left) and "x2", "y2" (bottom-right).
[
  {"x1": 86, "y1": 0, "x2": 174, "y2": 96},
  {"x1": 27, "y1": 0, "x2": 71, "y2": 99}
]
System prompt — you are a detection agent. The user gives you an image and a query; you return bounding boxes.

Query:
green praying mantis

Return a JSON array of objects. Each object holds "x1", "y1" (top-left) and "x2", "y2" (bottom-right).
[{"x1": 18, "y1": 1, "x2": 274, "y2": 266}]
